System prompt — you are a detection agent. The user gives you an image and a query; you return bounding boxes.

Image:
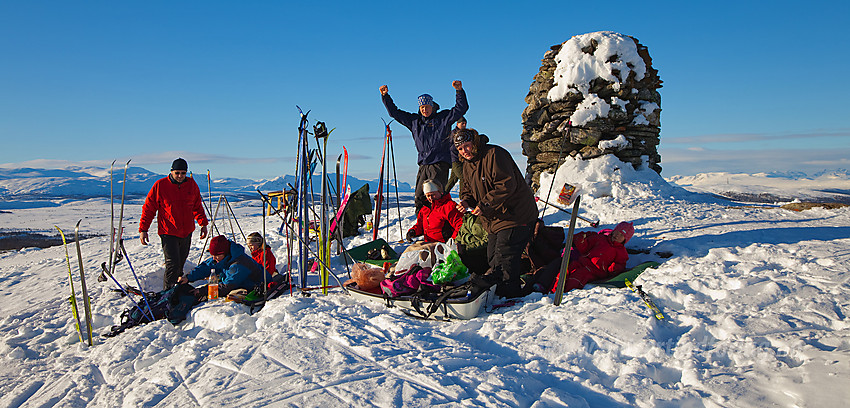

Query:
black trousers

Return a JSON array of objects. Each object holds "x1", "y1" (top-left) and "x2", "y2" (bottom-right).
[
  {"x1": 161, "y1": 234, "x2": 192, "y2": 289},
  {"x1": 486, "y1": 224, "x2": 533, "y2": 298},
  {"x1": 414, "y1": 161, "x2": 450, "y2": 213}
]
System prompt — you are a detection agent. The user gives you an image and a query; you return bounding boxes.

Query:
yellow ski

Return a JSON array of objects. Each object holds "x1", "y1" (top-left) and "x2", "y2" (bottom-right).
[{"x1": 56, "y1": 226, "x2": 84, "y2": 344}]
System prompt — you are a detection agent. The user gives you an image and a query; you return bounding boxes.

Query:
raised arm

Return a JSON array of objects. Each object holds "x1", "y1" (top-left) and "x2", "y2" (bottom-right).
[{"x1": 380, "y1": 85, "x2": 417, "y2": 129}]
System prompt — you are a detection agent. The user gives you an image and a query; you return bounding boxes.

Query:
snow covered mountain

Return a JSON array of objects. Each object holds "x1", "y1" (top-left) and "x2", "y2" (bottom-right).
[
  {"x1": 667, "y1": 170, "x2": 850, "y2": 203},
  {"x1": 0, "y1": 165, "x2": 413, "y2": 198}
]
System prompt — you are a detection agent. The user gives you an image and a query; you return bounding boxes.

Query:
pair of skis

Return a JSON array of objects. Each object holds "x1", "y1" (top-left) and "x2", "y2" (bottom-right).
[
  {"x1": 101, "y1": 159, "x2": 131, "y2": 282},
  {"x1": 552, "y1": 195, "x2": 665, "y2": 320},
  {"x1": 56, "y1": 221, "x2": 93, "y2": 346}
]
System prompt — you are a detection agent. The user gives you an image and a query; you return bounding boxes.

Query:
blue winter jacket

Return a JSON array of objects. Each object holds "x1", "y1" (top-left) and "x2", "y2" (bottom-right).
[
  {"x1": 187, "y1": 240, "x2": 271, "y2": 294},
  {"x1": 382, "y1": 90, "x2": 468, "y2": 165}
]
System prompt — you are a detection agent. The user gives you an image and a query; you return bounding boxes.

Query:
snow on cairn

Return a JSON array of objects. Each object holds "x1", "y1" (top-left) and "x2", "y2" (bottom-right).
[
  {"x1": 548, "y1": 31, "x2": 647, "y2": 126},
  {"x1": 521, "y1": 31, "x2": 663, "y2": 187}
]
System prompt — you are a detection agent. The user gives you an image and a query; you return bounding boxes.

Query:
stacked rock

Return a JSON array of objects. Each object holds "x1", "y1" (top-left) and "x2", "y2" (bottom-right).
[{"x1": 521, "y1": 31, "x2": 663, "y2": 188}]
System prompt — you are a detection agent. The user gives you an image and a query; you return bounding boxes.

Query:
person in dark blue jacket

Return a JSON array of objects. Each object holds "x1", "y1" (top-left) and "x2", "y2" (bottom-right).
[
  {"x1": 445, "y1": 116, "x2": 467, "y2": 192},
  {"x1": 178, "y1": 235, "x2": 272, "y2": 296},
  {"x1": 380, "y1": 80, "x2": 468, "y2": 212}
]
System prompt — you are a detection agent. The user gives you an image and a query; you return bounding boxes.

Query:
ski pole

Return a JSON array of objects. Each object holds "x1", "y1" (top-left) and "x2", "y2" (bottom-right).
[
  {"x1": 102, "y1": 159, "x2": 116, "y2": 282},
  {"x1": 261, "y1": 189, "x2": 344, "y2": 291},
  {"x1": 258, "y1": 189, "x2": 348, "y2": 294},
  {"x1": 261, "y1": 200, "x2": 268, "y2": 299},
  {"x1": 535, "y1": 196, "x2": 599, "y2": 228},
  {"x1": 540, "y1": 121, "x2": 571, "y2": 216},
  {"x1": 118, "y1": 238, "x2": 156, "y2": 321},
  {"x1": 98, "y1": 259, "x2": 154, "y2": 322},
  {"x1": 199, "y1": 195, "x2": 225, "y2": 263},
  {"x1": 222, "y1": 196, "x2": 246, "y2": 241},
  {"x1": 110, "y1": 160, "x2": 131, "y2": 279}
]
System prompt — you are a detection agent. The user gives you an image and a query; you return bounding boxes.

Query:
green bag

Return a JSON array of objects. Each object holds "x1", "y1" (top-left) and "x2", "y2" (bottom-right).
[{"x1": 430, "y1": 250, "x2": 469, "y2": 284}]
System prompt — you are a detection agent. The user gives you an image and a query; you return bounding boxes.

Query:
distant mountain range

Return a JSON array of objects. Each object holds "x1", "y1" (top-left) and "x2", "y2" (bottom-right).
[
  {"x1": 667, "y1": 169, "x2": 850, "y2": 204},
  {"x1": 0, "y1": 166, "x2": 413, "y2": 198}
]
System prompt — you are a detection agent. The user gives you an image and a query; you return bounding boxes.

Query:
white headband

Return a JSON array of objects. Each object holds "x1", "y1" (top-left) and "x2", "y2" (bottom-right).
[{"x1": 422, "y1": 180, "x2": 441, "y2": 194}]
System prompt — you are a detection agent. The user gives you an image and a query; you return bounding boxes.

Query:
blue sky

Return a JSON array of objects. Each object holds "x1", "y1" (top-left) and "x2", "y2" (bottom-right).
[{"x1": 1, "y1": 1, "x2": 848, "y2": 182}]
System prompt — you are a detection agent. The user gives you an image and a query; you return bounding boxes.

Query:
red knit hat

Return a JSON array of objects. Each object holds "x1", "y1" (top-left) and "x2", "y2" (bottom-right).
[
  {"x1": 613, "y1": 222, "x2": 634, "y2": 244},
  {"x1": 208, "y1": 235, "x2": 230, "y2": 256}
]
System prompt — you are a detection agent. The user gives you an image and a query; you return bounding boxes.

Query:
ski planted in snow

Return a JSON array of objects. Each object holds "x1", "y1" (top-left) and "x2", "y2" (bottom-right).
[
  {"x1": 314, "y1": 121, "x2": 332, "y2": 294},
  {"x1": 295, "y1": 106, "x2": 311, "y2": 290},
  {"x1": 553, "y1": 195, "x2": 581, "y2": 306},
  {"x1": 74, "y1": 220, "x2": 94, "y2": 346},
  {"x1": 625, "y1": 278, "x2": 665, "y2": 320},
  {"x1": 56, "y1": 225, "x2": 84, "y2": 344}
]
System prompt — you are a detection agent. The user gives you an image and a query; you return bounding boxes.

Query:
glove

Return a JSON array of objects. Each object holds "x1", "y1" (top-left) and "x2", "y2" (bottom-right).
[{"x1": 406, "y1": 229, "x2": 417, "y2": 242}]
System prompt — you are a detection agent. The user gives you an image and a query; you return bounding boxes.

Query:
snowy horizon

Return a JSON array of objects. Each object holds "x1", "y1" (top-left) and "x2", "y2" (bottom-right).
[{"x1": 2, "y1": 160, "x2": 849, "y2": 205}]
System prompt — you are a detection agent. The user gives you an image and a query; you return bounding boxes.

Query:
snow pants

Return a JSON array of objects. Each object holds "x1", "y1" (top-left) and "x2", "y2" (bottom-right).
[
  {"x1": 486, "y1": 224, "x2": 533, "y2": 298},
  {"x1": 161, "y1": 234, "x2": 192, "y2": 290}
]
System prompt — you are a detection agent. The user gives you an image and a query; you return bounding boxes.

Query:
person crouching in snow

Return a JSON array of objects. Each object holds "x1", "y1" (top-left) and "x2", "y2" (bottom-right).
[
  {"x1": 405, "y1": 179, "x2": 463, "y2": 244},
  {"x1": 455, "y1": 128, "x2": 538, "y2": 298},
  {"x1": 533, "y1": 222, "x2": 634, "y2": 294},
  {"x1": 247, "y1": 232, "x2": 277, "y2": 276},
  {"x1": 178, "y1": 235, "x2": 272, "y2": 296}
]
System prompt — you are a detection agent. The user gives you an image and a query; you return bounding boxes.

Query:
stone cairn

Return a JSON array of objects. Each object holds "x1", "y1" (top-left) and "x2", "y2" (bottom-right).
[{"x1": 521, "y1": 32, "x2": 663, "y2": 189}]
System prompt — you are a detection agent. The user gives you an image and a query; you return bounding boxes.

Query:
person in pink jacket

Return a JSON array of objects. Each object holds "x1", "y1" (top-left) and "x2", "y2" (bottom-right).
[{"x1": 534, "y1": 221, "x2": 634, "y2": 293}]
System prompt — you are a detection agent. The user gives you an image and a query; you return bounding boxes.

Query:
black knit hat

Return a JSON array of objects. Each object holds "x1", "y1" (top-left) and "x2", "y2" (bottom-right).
[
  {"x1": 171, "y1": 158, "x2": 188, "y2": 171},
  {"x1": 453, "y1": 128, "x2": 474, "y2": 146}
]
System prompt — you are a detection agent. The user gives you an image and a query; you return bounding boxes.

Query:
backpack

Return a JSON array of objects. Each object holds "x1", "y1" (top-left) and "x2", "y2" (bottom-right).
[
  {"x1": 457, "y1": 213, "x2": 488, "y2": 251},
  {"x1": 343, "y1": 183, "x2": 372, "y2": 237},
  {"x1": 104, "y1": 283, "x2": 203, "y2": 338}
]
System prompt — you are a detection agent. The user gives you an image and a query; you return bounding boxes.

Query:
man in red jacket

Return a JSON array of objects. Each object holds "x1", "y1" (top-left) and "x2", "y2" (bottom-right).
[
  {"x1": 139, "y1": 158, "x2": 209, "y2": 289},
  {"x1": 405, "y1": 179, "x2": 463, "y2": 243}
]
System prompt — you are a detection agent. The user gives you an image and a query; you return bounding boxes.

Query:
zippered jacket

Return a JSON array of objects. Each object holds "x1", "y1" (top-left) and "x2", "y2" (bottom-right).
[
  {"x1": 139, "y1": 176, "x2": 208, "y2": 238},
  {"x1": 408, "y1": 193, "x2": 463, "y2": 243},
  {"x1": 382, "y1": 90, "x2": 468, "y2": 165},
  {"x1": 187, "y1": 240, "x2": 272, "y2": 294},
  {"x1": 459, "y1": 138, "x2": 538, "y2": 234}
]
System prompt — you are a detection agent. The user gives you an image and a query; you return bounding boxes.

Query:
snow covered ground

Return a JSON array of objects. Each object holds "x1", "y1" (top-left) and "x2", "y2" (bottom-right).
[{"x1": 1, "y1": 157, "x2": 849, "y2": 407}]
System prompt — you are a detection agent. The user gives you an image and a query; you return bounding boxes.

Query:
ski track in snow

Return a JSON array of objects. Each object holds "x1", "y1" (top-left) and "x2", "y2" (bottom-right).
[{"x1": 1, "y1": 162, "x2": 850, "y2": 407}]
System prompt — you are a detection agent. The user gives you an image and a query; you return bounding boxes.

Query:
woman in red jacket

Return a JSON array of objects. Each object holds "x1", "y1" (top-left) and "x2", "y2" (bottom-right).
[
  {"x1": 534, "y1": 221, "x2": 634, "y2": 293},
  {"x1": 247, "y1": 232, "x2": 277, "y2": 276},
  {"x1": 405, "y1": 179, "x2": 463, "y2": 243}
]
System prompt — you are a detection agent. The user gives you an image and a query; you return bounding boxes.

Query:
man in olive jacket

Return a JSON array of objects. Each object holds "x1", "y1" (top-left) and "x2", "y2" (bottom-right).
[{"x1": 455, "y1": 129, "x2": 538, "y2": 298}]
